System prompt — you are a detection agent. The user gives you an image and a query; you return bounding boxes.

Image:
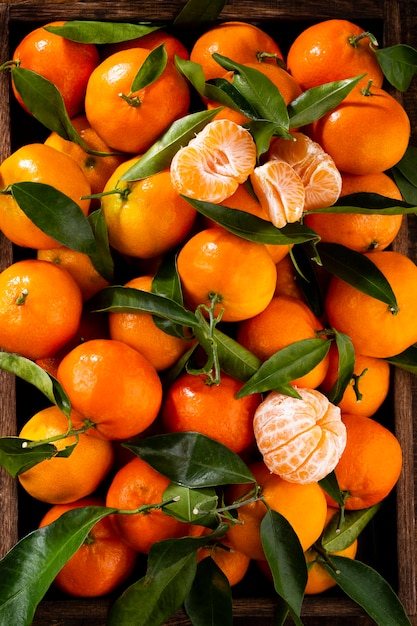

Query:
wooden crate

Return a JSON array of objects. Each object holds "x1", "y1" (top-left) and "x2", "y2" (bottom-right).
[{"x1": 0, "y1": 1, "x2": 416, "y2": 624}]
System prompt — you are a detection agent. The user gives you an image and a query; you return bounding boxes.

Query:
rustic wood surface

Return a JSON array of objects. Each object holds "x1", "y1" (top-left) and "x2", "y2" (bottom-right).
[{"x1": 0, "y1": 1, "x2": 417, "y2": 625}]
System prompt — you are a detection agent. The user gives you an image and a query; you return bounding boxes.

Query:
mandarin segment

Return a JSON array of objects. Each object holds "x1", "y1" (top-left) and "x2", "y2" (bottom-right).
[{"x1": 253, "y1": 388, "x2": 347, "y2": 484}]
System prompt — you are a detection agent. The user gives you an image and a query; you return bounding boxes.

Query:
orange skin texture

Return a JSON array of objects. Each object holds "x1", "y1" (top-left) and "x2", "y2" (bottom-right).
[
  {"x1": 325, "y1": 413, "x2": 403, "y2": 510},
  {"x1": 190, "y1": 21, "x2": 284, "y2": 81},
  {"x1": 39, "y1": 497, "x2": 137, "y2": 597},
  {"x1": 310, "y1": 85, "x2": 411, "y2": 175},
  {"x1": 12, "y1": 21, "x2": 99, "y2": 118},
  {"x1": 103, "y1": 29, "x2": 190, "y2": 61},
  {"x1": 101, "y1": 162, "x2": 197, "y2": 259},
  {"x1": 84, "y1": 48, "x2": 190, "y2": 154},
  {"x1": 237, "y1": 294, "x2": 330, "y2": 389},
  {"x1": 225, "y1": 461, "x2": 328, "y2": 560},
  {"x1": 106, "y1": 456, "x2": 196, "y2": 554},
  {"x1": 57, "y1": 338, "x2": 163, "y2": 441},
  {"x1": 0, "y1": 143, "x2": 91, "y2": 250},
  {"x1": 286, "y1": 19, "x2": 384, "y2": 91},
  {"x1": 18, "y1": 406, "x2": 114, "y2": 504},
  {"x1": 325, "y1": 250, "x2": 417, "y2": 358},
  {"x1": 0, "y1": 259, "x2": 83, "y2": 361},
  {"x1": 177, "y1": 227, "x2": 277, "y2": 323},
  {"x1": 161, "y1": 372, "x2": 261, "y2": 454},
  {"x1": 109, "y1": 274, "x2": 194, "y2": 371},
  {"x1": 197, "y1": 545, "x2": 251, "y2": 587}
]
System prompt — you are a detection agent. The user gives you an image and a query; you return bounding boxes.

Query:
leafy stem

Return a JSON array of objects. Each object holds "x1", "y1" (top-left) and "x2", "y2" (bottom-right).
[
  {"x1": 21, "y1": 419, "x2": 95, "y2": 450},
  {"x1": 348, "y1": 31, "x2": 379, "y2": 49}
]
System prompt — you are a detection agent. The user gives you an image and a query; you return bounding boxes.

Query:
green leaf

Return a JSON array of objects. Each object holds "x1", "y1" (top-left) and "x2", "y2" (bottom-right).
[
  {"x1": 107, "y1": 545, "x2": 197, "y2": 626},
  {"x1": 119, "y1": 108, "x2": 220, "y2": 181},
  {"x1": 290, "y1": 244, "x2": 325, "y2": 318},
  {"x1": 318, "y1": 471, "x2": 344, "y2": 507},
  {"x1": 212, "y1": 54, "x2": 289, "y2": 126},
  {"x1": 0, "y1": 352, "x2": 70, "y2": 416},
  {"x1": 212, "y1": 327, "x2": 261, "y2": 381},
  {"x1": 206, "y1": 77, "x2": 259, "y2": 118},
  {"x1": 0, "y1": 506, "x2": 113, "y2": 626},
  {"x1": 248, "y1": 120, "x2": 293, "y2": 157},
  {"x1": 324, "y1": 192, "x2": 415, "y2": 214},
  {"x1": 10, "y1": 182, "x2": 95, "y2": 254},
  {"x1": 317, "y1": 242, "x2": 398, "y2": 310},
  {"x1": 322, "y1": 556, "x2": 412, "y2": 626},
  {"x1": 87, "y1": 209, "x2": 114, "y2": 282},
  {"x1": 125, "y1": 432, "x2": 256, "y2": 487},
  {"x1": 173, "y1": 0, "x2": 226, "y2": 26},
  {"x1": 184, "y1": 557, "x2": 233, "y2": 626},
  {"x1": 392, "y1": 168, "x2": 417, "y2": 205},
  {"x1": 176, "y1": 56, "x2": 208, "y2": 97},
  {"x1": 322, "y1": 504, "x2": 381, "y2": 552},
  {"x1": 130, "y1": 44, "x2": 168, "y2": 93},
  {"x1": 288, "y1": 75, "x2": 365, "y2": 128},
  {"x1": 236, "y1": 338, "x2": 331, "y2": 398},
  {"x1": 45, "y1": 21, "x2": 160, "y2": 44},
  {"x1": 391, "y1": 145, "x2": 417, "y2": 204},
  {"x1": 375, "y1": 43, "x2": 417, "y2": 92},
  {"x1": 261, "y1": 510, "x2": 307, "y2": 617},
  {"x1": 163, "y1": 484, "x2": 219, "y2": 527},
  {"x1": 0, "y1": 437, "x2": 66, "y2": 478},
  {"x1": 385, "y1": 345, "x2": 417, "y2": 374},
  {"x1": 183, "y1": 197, "x2": 319, "y2": 245},
  {"x1": 151, "y1": 251, "x2": 188, "y2": 338},
  {"x1": 326, "y1": 332, "x2": 355, "y2": 405},
  {"x1": 11, "y1": 68, "x2": 91, "y2": 150},
  {"x1": 90, "y1": 285, "x2": 197, "y2": 328}
]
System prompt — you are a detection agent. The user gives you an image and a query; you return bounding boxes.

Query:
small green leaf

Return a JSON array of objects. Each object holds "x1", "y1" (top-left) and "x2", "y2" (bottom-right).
[
  {"x1": 151, "y1": 251, "x2": 188, "y2": 338},
  {"x1": 326, "y1": 332, "x2": 355, "y2": 405},
  {"x1": 375, "y1": 43, "x2": 417, "y2": 92},
  {"x1": 325, "y1": 192, "x2": 415, "y2": 214},
  {"x1": 322, "y1": 504, "x2": 381, "y2": 552},
  {"x1": 236, "y1": 338, "x2": 331, "y2": 397},
  {"x1": 119, "y1": 108, "x2": 220, "y2": 181},
  {"x1": 0, "y1": 352, "x2": 70, "y2": 416},
  {"x1": 173, "y1": 0, "x2": 226, "y2": 26},
  {"x1": 319, "y1": 471, "x2": 344, "y2": 507},
  {"x1": 288, "y1": 75, "x2": 365, "y2": 128},
  {"x1": 322, "y1": 556, "x2": 412, "y2": 626},
  {"x1": 10, "y1": 182, "x2": 96, "y2": 254},
  {"x1": 87, "y1": 209, "x2": 114, "y2": 282},
  {"x1": 261, "y1": 509, "x2": 307, "y2": 617},
  {"x1": 183, "y1": 197, "x2": 319, "y2": 245},
  {"x1": 290, "y1": 243, "x2": 326, "y2": 318},
  {"x1": 392, "y1": 145, "x2": 417, "y2": 202},
  {"x1": 107, "y1": 545, "x2": 197, "y2": 626},
  {"x1": 212, "y1": 327, "x2": 261, "y2": 381},
  {"x1": 91, "y1": 285, "x2": 197, "y2": 328},
  {"x1": 212, "y1": 54, "x2": 289, "y2": 126},
  {"x1": 125, "y1": 432, "x2": 256, "y2": 487},
  {"x1": 45, "y1": 21, "x2": 160, "y2": 44},
  {"x1": 317, "y1": 242, "x2": 398, "y2": 310},
  {"x1": 392, "y1": 168, "x2": 417, "y2": 205},
  {"x1": 184, "y1": 557, "x2": 233, "y2": 626},
  {"x1": 0, "y1": 506, "x2": 113, "y2": 626},
  {"x1": 130, "y1": 43, "x2": 168, "y2": 93},
  {"x1": 163, "y1": 484, "x2": 218, "y2": 526},
  {"x1": 385, "y1": 345, "x2": 417, "y2": 374},
  {"x1": 0, "y1": 437, "x2": 61, "y2": 478}
]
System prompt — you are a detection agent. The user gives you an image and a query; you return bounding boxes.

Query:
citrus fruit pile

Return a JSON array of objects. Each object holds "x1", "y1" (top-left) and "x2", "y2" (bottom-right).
[{"x1": 0, "y1": 5, "x2": 416, "y2": 626}]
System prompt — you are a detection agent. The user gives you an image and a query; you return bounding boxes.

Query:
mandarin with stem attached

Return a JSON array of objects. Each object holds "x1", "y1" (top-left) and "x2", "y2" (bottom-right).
[
  {"x1": 11, "y1": 21, "x2": 100, "y2": 118},
  {"x1": 197, "y1": 544, "x2": 251, "y2": 587},
  {"x1": 39, "y1": 496, "x2": 137, "y2": 597},
  {"x1": 106, "y1": 456, "x2": 197, "y2": 554},
  {"x1": 101, "y1": 161, "x2": 197, "y2": 259},
  {"x1": 325, "y1": 413, "x2": 403, "y2": 510},
  {"x1": 161, "y1": 372, "x2": 261, "y2": 454},
  {"x1": 57, "y1": 338, "x2": 162, "y2": 441},
  {"x1": 84, "y1": 48, "x2": 190, "y2": 154},
  {"x1": 0, "y1": 143, "x2": 91, "y2": 250},
  {"x1": 286, "y1": 19, "x2": 384, "y2": 91},
  {"x1": 237, "y1": 295, "x2": 330, "y2": 389},
  {"x1": 177, "y1": 227, "x2": 277, "y2": 323},
  {"x1": 18, "y1": 406, "x2": 114, "y2": 504},
  {"x1": 0, "y1": 259, "x2": 83, "y2": 361},
  {"x1": 325, "y1": 250, "x2": 417, "y2": 358},
  {"x1": 190, "y1": 21, "x2": 284, "y2": 81}
]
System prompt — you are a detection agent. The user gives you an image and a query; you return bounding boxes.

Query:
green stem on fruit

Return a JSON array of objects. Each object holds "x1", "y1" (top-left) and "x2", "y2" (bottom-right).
[
  {"x1": 117, "y1": 495, "x2": 181, "y2": 516},
  {"x1": 361, "y1": 79, "x2": 374, "y2": 96},
  {"x1": 351, "y1": 368, "x2": 368, "y2": 402},
  {"x1": 0, "y1": 59, "x2": 20, "y2": 72},
  {"x1": 21, "y1": 419, "x2": 96, "y2": 450},
  {"x1": 348, "y1": 31, "x2": 379, "y2": 49},
  {"x1": 15, "y1": 289, "x2": 28, "y2": 305},
  {"x1": 118, "y1": 91, "x2": 142, "y2": 107}
]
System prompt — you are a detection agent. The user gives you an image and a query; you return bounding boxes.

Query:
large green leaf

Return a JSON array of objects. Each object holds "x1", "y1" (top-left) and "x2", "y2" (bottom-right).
[
  {"x1": 375, "y1": 43, "x2": 417, "y2": 92},
  {"x1": 10, "y1": 182, "x2": 96, "y2": 254},
  {"x1": 125, "y1": 432, "x2": 255, "y2": 487},
  {"x1": 184, "y1": 557, "x2": 233, "y2": 626},
  {"x1": 130, "y1": 44, "x2": 168, "y2": 93},
  {"x1": 322, "y1": 556, "x2": 412, "y2": 626},
  {"x1": 0, "y1": 437, "x2": 74, "y2": 478},
  {"x1": 0, "y1": 352, "x2": 70, "y2": 416},
  {"x1": 261, "y1": 510, "x2": 307, "y2": 618},
  {"x1": 0, "y1": 506, "x2": 113, "y2": 626},
  {"x1": 45, "y1": 21, "x2": 160, "y2": 44},
  {"x1": 317, "y1": 242, "x2": 398, "y2": 310},
  {"x1": 236, "y1": 338, "x2": 331, "y2": 398},
  {"x1": 385, "y1": 345, "x2": 417, "y2": 374}
]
